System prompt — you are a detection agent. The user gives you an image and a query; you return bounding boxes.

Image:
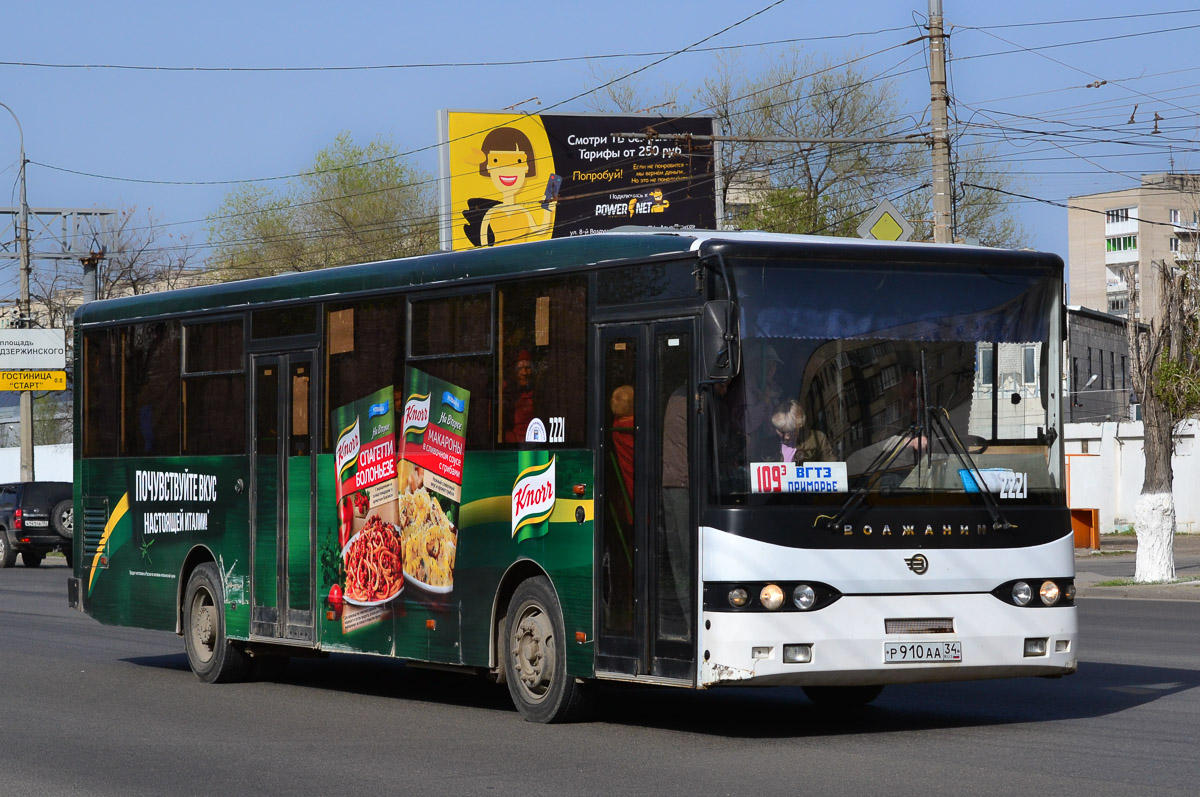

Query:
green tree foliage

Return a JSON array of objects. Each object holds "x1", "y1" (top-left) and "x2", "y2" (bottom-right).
[{"x1": 205, "y1": 132, "x2": 438, "y2": 280}]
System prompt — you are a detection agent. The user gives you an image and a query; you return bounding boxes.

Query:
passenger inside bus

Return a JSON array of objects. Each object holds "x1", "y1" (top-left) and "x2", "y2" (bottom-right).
[
  {"x1": 769, "y1": 399, "x2": 833, "y2": 463},
  {"x1": 609, "y1": 385, "x2": 635, "y2": 523},
  {"x1": 503, "y1": 349, "x2": 542, "y2": 443}
]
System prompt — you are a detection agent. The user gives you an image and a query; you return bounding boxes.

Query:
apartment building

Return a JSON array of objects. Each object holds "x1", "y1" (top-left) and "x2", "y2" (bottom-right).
[{"x1": 1067, "y1": 172, "x2": 1200, "y2": 320}]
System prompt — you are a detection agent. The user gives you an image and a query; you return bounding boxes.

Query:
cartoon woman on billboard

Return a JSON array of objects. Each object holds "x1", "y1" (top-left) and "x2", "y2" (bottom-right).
[{"x1": 462, "y1": 127, "x2": 558, "y2": 247}]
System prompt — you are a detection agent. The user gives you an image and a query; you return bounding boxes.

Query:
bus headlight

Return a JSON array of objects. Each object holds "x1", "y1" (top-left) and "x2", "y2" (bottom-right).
[
  {"x1": 759, "y1": 584, "x2": 784, "y2": 611},
  {"x1": 1039, "y1": 580, "x2": 1061, "y2": 606},
  {"x1": 1012, "y1": 581, "x2": 1033, "y2": 606},
  {"x1": 793, "y1": 584, "x2": 816, "y2": 610},
  {"x1": 728, "y1": 588, "x2": 749, "y2": 608}
]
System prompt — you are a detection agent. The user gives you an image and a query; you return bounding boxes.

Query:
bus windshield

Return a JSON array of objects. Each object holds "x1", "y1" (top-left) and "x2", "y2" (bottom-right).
[{"x1": 711, "y1": 257, "x2": 1063, "y2": 505}]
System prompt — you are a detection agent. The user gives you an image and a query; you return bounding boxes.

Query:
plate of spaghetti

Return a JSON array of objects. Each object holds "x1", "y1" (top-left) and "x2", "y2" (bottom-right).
[
  {"x1": 341, "y1": 514, "x2": 405, "y2": 605},
  {"x1": 399, "y1": 488, "x2": 457, "y2": 594}
]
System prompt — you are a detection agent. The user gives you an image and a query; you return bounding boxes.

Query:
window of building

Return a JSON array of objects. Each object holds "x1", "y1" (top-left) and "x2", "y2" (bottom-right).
[
  {"x1": 1171, "y1": 209, "x2": 1181, "y2": 225},
  {"x1": 183, "y1": 319, "x2": 245, "y2": 455},
  {"x1": 1105, "y1": 235, "x2": 1137, "y2": 252},
  {"x1": 977, "y1": 344, "x2": 994, "y2": 389},
  {"x1": 1105, "y1": 208, "x2": 1131, "y2": 224},
  {"x1": 1109, "y1": 351, "x2": 1116, "y2": 390},
  {"x1": 1171, "y1": 237, "x2": 1180, "y2": 253},
  {"x1": 1024, "y1": 345, "x2": 1036, "y2": 384}
]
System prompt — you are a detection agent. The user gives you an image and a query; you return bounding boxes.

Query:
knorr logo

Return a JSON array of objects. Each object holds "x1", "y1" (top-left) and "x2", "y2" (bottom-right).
[
  {"x1": 403, "y1": 392, "x2": 431, "y2": 435},
  {"x1": 336, "y1": 418, "x2": 361, "y2": 481},
  {"x1": 512, "y1": 456, "x2": 556, "y2": 538}
]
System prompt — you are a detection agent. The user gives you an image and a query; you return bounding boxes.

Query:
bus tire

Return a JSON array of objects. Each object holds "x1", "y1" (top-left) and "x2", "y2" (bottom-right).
[
  {"x1": 183, "y1": 562, "x2": 248, "y2": 684},
  {"x1": 802, "y1": 684, "x2": 884, "y2": 707},
  {"x1": 503, "y1": 576, "x2": 588, "y2": 723},
  {"x1": 21, "y1": 551, "x2": 43, "y2": 568}
]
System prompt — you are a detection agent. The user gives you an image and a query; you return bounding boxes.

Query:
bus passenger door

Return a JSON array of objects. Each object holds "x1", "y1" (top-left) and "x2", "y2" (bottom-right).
[
  {"x1": 250, "y1": 351, "x2": 317, "y2": 645},
  {"x1": 595, "y1": 322, "x2": 695, "y2": 683}
]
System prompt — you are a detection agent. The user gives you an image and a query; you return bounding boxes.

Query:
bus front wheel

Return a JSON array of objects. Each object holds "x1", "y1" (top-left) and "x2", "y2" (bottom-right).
[
  {"x1": 802, "y1": 684, "x2": 884, "y2": 708},
  {"x1": 183, "y1": 562, "x2": 248, "y2": 683},
  {"x1": 503, "y1": 576, "x2": 588, "y2": 723}
]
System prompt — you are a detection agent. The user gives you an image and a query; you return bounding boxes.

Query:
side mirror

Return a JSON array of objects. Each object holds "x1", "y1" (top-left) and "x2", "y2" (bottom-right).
[{"x1": 702, "y1": 300, "x2": 740, "y2": 380}]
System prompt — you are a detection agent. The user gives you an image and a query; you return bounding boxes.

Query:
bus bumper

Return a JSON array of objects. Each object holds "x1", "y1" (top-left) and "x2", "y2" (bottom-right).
[{"x1": 699, "y1": 592, "x2": 1077, "y2": 687}]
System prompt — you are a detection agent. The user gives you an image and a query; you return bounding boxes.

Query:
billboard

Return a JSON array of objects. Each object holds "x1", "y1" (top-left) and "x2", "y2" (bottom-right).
[{"x1": 439, "y1": 110, "x2": 717, "y2": 251}]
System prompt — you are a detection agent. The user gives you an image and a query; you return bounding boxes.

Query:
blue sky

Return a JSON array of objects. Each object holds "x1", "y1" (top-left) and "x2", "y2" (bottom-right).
[{"x1": 1, "y1": 1, "x2": 1197, "y2": 306}]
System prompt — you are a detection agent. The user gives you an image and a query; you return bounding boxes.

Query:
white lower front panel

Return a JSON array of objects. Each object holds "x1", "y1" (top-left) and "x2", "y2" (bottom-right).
[{"x1": 699, "y1": 592, "x2": 1077, "y2": 687}]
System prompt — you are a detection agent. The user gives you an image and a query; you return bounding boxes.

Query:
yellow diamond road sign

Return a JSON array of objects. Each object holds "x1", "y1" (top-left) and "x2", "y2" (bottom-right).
[
  {"x1": 857, "y1": 198, "x2": 914, "y2": 242},
  {"x1": 0, "y1": 370, "x2": 67, "y2": 391}
]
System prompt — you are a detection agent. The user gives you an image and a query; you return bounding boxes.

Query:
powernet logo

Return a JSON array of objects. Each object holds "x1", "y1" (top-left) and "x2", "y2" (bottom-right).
[{"x1": 512, "y1": 456, "x2": 556, "y2": 543}]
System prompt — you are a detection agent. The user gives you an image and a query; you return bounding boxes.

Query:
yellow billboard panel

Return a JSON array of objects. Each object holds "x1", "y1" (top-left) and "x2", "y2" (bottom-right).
[
  {"x1": 446, "y1": 112, "x2": 557, "y2": 251},
  {"x1": 0, "y1": 370, "x2": 67, "y2": 391}
]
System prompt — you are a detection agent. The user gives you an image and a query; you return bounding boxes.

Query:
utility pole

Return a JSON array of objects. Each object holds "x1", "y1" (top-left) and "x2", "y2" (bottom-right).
[
  {"x1": 0, "y1": 101, "x2": 34, "y2": 481},
  {"x1": 929, "y1": 0, "x2": 953, "y2": 244}
]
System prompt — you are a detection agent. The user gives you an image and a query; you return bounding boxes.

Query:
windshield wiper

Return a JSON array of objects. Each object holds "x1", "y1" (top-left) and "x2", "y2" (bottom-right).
[
  {"x1": 814, "y1": 423, "x2": 920, "y2": 531},
  {"x1": 926, "y1": 406, "x2": 1016, "y2": 531}
]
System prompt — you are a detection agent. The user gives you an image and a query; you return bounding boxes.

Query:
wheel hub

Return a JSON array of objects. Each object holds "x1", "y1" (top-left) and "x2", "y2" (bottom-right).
[
  {"x1": 512, "y1": 609, "x2": 554, "y2": 697},
  {"x1": 193, "y1": 603, "x2": 216, "y2": 652}
]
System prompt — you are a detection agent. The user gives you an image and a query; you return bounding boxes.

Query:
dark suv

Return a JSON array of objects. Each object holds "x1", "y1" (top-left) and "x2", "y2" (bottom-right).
[{"x1": 0, "y1": 482, "x2": 73, "y2": 568}]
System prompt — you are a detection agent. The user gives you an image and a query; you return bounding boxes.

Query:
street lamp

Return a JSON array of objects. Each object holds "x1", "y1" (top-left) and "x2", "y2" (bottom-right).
[{"x1": 0, "y1": 100, "x2": 34, "y2": 482}]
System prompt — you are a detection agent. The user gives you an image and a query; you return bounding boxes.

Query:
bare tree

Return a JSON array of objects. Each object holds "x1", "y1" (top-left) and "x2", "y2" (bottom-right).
[
  {"x1": 27, "y1": 205, "x2": 199, "y2": 397},
  {"x1": 1124, "y1": 259, "x2": 1200, "y2": 581}
]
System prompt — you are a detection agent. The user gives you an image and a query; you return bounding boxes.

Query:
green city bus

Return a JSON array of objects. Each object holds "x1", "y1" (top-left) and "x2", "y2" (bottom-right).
[{"x1": 69, "y1": 230, "x2": 1077, "y2": 722}]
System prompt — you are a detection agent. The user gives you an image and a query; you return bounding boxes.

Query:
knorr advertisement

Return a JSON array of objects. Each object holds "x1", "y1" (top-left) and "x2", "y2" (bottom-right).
[
  {"x1": 328, "y1": 374, "x2": 469, "y2": 632},
  {"x1": 439, "y1": 110, "x2": 716, "y2": 250},
  {"x1": 396, "y1": 367, "x2": 470, "y2": 595}
]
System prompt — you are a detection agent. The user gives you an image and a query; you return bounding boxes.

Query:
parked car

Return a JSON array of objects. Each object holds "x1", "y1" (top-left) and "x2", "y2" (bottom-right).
[{"x1": 0, "y1": 481, "x2": 73, "y2": 568}]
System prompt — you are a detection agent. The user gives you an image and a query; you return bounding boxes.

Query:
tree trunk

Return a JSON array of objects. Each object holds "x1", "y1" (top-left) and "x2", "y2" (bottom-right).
[
  {"x1": 1135, "y1": 398, "x2": 1176, "y2": 582},
  {"x1": 1134, "y1": 493, "x2": 1176, "y2": 582}
]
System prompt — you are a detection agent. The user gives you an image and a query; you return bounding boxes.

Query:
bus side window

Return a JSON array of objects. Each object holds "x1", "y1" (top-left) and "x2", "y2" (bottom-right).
[
  {"x1": 123, "y1": 321, "x2": 181, "y2": 457},
  {"x1": 409, "y1": 292, "x2": 493, "y2": 450},
  {"x1": 497, "y1": 276, "x2": 587, "y2": 447},
  {"x1": 323, "y1": 296, "x2": 405, "y2": 452},
  {"x1": 182, "y1": 319, "x2": 246, "y2": 456},
  {"x1": 82, "y1": 328, "x2": 122, "y2": 458}
]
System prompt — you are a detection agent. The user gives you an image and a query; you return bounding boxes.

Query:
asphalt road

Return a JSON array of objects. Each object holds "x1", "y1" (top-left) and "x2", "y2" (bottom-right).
[{"x1": 3, "y1": 557, "x2": 1200, "y2": 796}]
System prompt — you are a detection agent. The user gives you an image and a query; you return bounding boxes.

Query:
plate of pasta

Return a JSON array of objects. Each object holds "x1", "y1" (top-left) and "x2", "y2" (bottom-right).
[
  {"x1": 399, "y1": 488, "x2": 457, "y2": 594},
  {"x1": 341, "y1": 514, "x2": 405, "y2": 605}
]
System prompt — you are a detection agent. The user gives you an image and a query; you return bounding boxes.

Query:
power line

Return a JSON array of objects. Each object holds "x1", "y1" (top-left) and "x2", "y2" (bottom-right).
[{"x1": 0, "y1": 24, "x2": 910, "y2": 73}]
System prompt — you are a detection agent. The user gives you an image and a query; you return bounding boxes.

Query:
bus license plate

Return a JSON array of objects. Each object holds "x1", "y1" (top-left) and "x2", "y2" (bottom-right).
[{"x1": 884, "y1": 641, "x2": 962, "y2": 663}]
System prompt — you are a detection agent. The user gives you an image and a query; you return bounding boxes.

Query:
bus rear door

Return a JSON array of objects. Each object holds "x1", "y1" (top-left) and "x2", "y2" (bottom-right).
[{"x1": 250, "y1": 351, "x2": 317, "y2": 645}]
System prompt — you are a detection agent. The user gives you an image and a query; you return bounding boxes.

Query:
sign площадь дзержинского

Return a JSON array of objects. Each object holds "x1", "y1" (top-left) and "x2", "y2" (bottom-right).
[{"x1": 0, "y1": 330, "x2": 68, "y2": 391}]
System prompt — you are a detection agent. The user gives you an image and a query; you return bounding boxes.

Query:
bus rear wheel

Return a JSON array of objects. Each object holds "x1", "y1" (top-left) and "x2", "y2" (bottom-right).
[
  {"x1": 183, "y1": 562, "x2": 248, "y2": 683},
  {"x1": 504, "y1": 576, "x2": 587, "y2": 723},
  {"x1": 802, "y1": 684, "x2": 884, "y2": 708}
]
